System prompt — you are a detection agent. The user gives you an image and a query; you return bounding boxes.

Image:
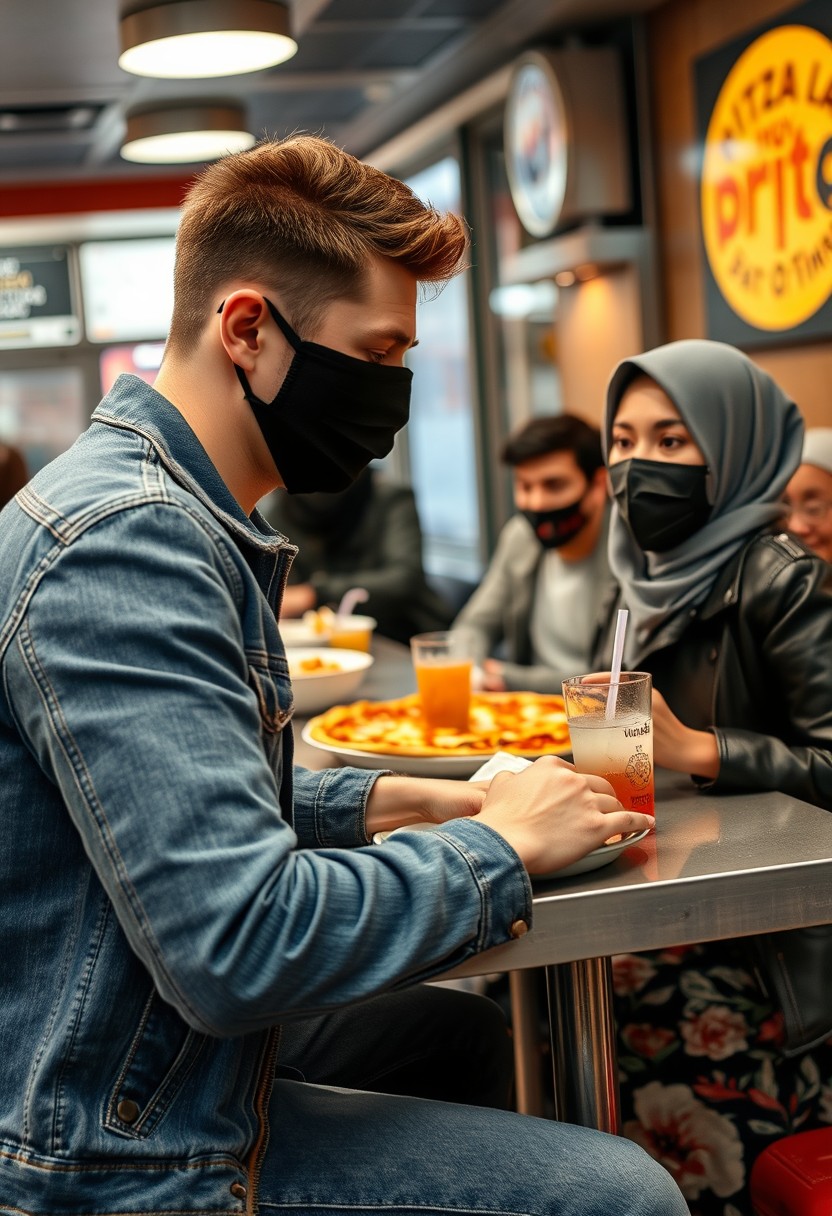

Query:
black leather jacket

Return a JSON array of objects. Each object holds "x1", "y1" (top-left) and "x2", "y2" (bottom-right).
[{"x1": 593, "y1": 530, "x2": 832, "y2": 810}]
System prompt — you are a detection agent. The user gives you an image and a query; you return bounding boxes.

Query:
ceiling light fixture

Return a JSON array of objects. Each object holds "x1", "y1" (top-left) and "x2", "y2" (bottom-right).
[
  {"x1": 120, "y1": 102, "x2": 256, "y2": 163},
  {"x1": 118, "y1": 0, "x2": 297, "y2": 79}
]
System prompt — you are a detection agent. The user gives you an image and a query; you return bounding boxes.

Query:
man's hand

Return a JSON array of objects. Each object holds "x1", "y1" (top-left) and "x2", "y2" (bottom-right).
[
  {"x1": 651, "y1": 688, "x2": 719, "y2": 779},
  {"x1": 365, "y1": 775, "x2": 486, "y2": 836},
  {"x1": 280, "y1": 583, "x2": 317, "y2": 618},
  {"x1": 474, "y1": 756, "x2": 654, "y2": 875}
]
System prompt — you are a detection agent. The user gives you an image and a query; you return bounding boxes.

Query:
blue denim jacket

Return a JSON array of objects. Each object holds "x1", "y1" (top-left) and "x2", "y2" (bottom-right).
[{"x1": 0, "y1": 375, "x2": 532, "y2": 1216}]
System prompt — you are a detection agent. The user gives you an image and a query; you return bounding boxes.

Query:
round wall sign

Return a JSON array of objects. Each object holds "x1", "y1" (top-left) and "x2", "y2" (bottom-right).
[{"x1": 504, "y1": 51, "x2": 569, "y2": 238}]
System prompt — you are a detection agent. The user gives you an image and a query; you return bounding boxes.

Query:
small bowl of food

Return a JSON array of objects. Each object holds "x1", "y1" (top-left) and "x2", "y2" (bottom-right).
[
  {"x1": 280, "y1": 608, "x2": 378, "y2": 652},
  {"x1": 287, "y1": 647, "x2": 375, "y2": 715}
]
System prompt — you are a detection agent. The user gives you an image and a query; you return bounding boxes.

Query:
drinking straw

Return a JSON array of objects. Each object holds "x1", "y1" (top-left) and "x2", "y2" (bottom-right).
[
  {"x1": 606, "y1": 608, "x2": 629, "y2": 720},
  {"x1": 336, "y1": 587, "x2": 369, "y2": 621}
]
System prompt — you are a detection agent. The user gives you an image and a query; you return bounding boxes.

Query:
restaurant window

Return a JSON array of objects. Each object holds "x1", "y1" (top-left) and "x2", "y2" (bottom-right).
[
  {"x1": 482, "y1": 130, "x2": 562, "y2": 431},
  {"x1": 403, "y1": 157, "x2": 481, "y2": 580}
]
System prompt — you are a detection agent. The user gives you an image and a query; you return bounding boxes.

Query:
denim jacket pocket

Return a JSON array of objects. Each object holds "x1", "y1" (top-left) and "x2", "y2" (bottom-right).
[
  {"x1": 104, "y1": 988, "x2": 207, "y2": 1140},
  {"x1": 247, "y1": 657, "x2": 293, "y2": 736}
]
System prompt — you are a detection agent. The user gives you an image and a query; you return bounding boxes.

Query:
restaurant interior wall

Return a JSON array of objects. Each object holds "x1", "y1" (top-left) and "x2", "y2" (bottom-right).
[
  {"x1": 376, "y1": 15, "x2": 659, "y2": 557},
  {"x1": 647, "y1": 0, "x2": 832, "y2": 426}
]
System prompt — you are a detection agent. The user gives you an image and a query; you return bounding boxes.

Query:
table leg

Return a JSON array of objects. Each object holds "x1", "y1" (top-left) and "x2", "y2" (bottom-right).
[
  {"x1": 545, "y1": 956, "x2": 620, "y2": 1133},
  {"x1": 508, "y1": 969, "x2": 547, "y2": 1116}
]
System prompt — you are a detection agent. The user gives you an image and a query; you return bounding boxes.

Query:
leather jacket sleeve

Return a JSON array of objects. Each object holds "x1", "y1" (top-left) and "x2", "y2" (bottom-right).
[{"x1": 708, "y1": 539, "x2": 832, "y2": 810}]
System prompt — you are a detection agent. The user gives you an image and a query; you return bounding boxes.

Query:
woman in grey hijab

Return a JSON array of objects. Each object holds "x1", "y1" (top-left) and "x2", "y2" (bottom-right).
[
  {"x1": 592, "y1": 340, "x2": 832, "y2": 1216},
  {"x1": 596, "y1": 337, "x2": 831, "y2": 806}
]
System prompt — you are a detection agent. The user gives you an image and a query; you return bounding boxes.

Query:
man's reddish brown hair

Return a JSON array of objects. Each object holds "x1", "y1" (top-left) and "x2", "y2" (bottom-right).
[{"x1": 167, "y1": 134, "x2": 468, "y2": 351}]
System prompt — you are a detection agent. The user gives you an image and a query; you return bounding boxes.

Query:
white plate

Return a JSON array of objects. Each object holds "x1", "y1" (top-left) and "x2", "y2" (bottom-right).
[
  {"x1": 300, "y1": 723, "x2": 490, "y2": 777},
  {"x1": 372, "y1": 821, "x2": 650, "y2": 879}
]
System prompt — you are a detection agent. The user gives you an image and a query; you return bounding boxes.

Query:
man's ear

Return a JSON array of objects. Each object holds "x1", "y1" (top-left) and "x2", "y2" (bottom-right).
[
  {"x1": 218, "y1": 291, "x2": 271, "y2": 370},
  {"x1": 591, "y1": 465, "x2": 610, "y2": 501}
]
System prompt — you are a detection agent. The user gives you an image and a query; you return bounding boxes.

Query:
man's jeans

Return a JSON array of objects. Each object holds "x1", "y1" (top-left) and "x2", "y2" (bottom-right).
[
  {"x1": 261, "y1": 1079, "x2": 688, "y2": 1216},
  {"x1": 267, "y1": 987, "x2": 688, "y2": 1216}
]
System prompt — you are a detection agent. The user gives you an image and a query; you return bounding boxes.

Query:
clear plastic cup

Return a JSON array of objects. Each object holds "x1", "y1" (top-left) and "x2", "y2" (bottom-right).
[{"x1": 561, "y1": 672, "x2": 654, "y2": 815}]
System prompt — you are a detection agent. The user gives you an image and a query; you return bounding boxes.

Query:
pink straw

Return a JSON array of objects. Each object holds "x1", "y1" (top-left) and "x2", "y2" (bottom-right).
[{"x1": 336, "y1": 587, "x2": 369, "y2": 622}]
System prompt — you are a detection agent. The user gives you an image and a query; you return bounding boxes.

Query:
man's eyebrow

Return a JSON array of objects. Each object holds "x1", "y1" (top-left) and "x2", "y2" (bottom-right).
[{"x1": 365, "y1": 326, "x2": 418, "y2": 349}]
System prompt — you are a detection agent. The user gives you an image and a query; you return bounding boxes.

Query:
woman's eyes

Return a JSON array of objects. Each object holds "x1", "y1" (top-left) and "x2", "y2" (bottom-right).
[{"x1": 610, "y1": 432, "x2": 690, "y2": 452}]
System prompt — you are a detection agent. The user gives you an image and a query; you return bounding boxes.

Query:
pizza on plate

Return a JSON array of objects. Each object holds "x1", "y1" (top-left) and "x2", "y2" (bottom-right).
[{"x1": 306, "y1": 691, "x2": 571, "y2": 758}]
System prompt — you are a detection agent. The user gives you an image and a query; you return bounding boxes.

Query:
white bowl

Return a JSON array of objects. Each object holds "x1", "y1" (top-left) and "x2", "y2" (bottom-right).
[{"x1": 287, "y1": 647, "x2": 375, "y2": 715}]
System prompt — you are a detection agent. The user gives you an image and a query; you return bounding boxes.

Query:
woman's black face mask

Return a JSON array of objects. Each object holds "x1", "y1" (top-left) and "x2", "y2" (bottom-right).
[
  {"x1": 609, "y1": 458, "x2": 712, "y2": 552},
  {"x1": 230, "y1": 297, "x2": 412, "y2": 494}
]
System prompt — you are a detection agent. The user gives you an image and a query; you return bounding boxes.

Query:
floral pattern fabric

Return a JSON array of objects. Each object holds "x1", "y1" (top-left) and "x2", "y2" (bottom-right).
[{"x1": 614, "y1": 941, "x2": 832, "y2": 1215}]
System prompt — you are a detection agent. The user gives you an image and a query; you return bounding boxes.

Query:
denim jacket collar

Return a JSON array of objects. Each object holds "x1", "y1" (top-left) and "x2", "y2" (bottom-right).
[{"x1": 93, "y1": 373, "x2": 292, "y2": 559}]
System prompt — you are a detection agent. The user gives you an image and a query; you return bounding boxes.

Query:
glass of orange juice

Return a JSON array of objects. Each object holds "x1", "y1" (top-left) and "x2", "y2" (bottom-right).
[
  {"x1": 410, "y1": 630, "x2": 473, "y2": 733},
  {"x1": 329, "y1": 614, "x2": 377, "y2": 653}
]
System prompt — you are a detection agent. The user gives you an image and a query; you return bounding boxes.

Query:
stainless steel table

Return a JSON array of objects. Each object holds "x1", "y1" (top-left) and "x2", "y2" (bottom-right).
[{"x1": 292, "y1": 637, "x2": 832, "y2": 1133}]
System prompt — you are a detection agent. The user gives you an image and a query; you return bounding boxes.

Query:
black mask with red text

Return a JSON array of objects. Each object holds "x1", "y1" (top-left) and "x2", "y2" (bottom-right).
[{"x1": 521, "y1": 496, "x2": 588, "y2": 550}]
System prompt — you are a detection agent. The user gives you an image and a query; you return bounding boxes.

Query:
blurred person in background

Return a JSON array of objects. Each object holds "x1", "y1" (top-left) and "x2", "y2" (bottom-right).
[
  {"x1": 0, "y1": 441, "x2": 28, "y2": 509},
  {"x1": 595, "y1": 339, "x2": 832, "y2": 1216},
  {"x1": 454, "y1": 413, "x2": 610, "y2": 692},
  {"x1": 264, "y1": 465, "x2": 452, "y2": 642},
  {"x1": 783, "y1": 426, "x2": 832, "y2": 562}
]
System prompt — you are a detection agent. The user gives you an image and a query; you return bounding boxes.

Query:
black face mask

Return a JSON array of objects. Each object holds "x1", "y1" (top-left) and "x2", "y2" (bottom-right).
[
  {"x1": 232, "y1": 298, "x2": 412, "y2": 494},
  {"x1": 521, "y1": 496, "x2": 588, "y2": 550},
  {"x1": 609, "y1": 458, "x2": 712, "y2": 552}
]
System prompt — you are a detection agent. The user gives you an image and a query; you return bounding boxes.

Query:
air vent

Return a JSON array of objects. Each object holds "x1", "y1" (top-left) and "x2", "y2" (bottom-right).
[{"x1": 0, "y1": 105, "x2": 104, "y2": 135}]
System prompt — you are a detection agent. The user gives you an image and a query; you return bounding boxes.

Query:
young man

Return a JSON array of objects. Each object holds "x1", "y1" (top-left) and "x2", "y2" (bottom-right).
[
  {"x1": 0, "y1": 136, "x2": 679, "y2": 1216},
  {"x1": 784, "y1": 426, "x2": 832, "y2": 563},
  {"x1": 455, "y1": 414, "x2": 611, "y2": 692}
]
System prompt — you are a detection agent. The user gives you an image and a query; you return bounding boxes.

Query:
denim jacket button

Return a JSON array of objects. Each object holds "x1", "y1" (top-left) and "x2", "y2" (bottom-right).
[
  {"x1": 509, "y1": 919, "x2": 529, "y2": 939},
  {"x1": 230, "y1": 1182, "x2": 247, "y2": 1201},
  {"x1": 116, "y1": 1098, "x2": 139, "y2": 1124}
]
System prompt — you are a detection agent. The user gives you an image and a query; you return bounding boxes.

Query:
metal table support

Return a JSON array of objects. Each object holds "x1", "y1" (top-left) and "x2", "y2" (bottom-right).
[{"x1": 546, "y1": 957, "x2": 620, "y2": 1133}]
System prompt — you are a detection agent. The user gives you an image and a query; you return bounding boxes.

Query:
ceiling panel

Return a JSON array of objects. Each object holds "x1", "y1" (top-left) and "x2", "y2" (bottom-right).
[{"x1": 0, "y1": 0, "x2": 661, "y2": 187}]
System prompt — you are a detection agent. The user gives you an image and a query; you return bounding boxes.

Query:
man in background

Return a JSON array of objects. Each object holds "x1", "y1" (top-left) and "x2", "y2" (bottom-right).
[
  {"x1": 455, "y1": 413, "x2": 611, "y2": 692},
  {"x1": 265, "y1": 466, "x2": 451, "y2": 642},
  {"x1": 784, "y1": 426, "x2": 832, "y2": 562}
]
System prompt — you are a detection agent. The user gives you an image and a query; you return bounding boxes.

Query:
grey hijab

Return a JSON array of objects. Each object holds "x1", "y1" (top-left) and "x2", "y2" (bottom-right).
[{"x1": 603, "y1": 339, "x2": 804, "y2": 665}]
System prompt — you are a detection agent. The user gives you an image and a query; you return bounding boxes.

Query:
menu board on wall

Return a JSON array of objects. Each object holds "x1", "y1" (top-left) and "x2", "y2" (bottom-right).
[
  {"x1": 695, "y1": 0, "x2": 832, "y2": 346},
  {"x1": 0, "y1": 246, "x2": 80, "y2": 348},
  {"x1": 79, "y1": 237, "x2": 175, "y2": 342}
]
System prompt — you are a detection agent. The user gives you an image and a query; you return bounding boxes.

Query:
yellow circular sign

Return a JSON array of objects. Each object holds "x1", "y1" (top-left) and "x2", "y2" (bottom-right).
[{"x1": 701, "y1": 24, "x2": 832, "y2": 331}]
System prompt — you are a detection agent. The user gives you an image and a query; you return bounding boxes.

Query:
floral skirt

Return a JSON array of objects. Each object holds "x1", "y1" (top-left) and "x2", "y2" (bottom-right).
[{"x1": 614, "y1": 940, "x2": 832, "y2": 1216}]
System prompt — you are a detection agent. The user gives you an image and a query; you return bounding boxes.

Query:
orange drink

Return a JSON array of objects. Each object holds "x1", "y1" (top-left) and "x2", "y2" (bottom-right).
[
  {"x1": 410, "y1": 630, "x2": 474, "y2": 733},
  {"x1": 414, "y1": 660, "x2": 472, "y2": 732},
  {"x1": 329, "y1": 615, "x2": 376, "y2": 653}
]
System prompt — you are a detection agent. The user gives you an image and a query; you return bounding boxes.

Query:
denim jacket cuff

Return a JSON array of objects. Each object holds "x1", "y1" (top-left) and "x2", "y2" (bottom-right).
[
  {"x1": 430, "y1": 818, "x2": 533, "y2": 951},
  {"x1": 292, "y1": 765, "x2": 391, "y2": 848}
]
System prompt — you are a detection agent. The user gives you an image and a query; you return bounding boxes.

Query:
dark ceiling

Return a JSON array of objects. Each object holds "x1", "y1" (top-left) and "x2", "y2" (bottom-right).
[{"x1": 0, "y1": 0, "x2": 661, "y2": 184}]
